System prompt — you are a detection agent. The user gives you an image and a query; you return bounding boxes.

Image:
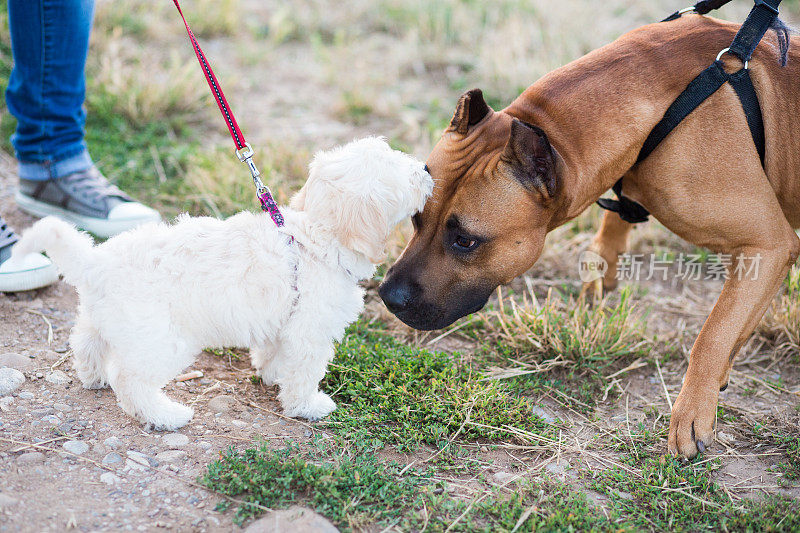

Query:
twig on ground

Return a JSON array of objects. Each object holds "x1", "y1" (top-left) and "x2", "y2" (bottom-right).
[
  {"x1": 655, "y1": 358, "x2": 673, "y2": 410},
  {"x1": 26, "y1": 309, "x2": 54, "y2": 345}
]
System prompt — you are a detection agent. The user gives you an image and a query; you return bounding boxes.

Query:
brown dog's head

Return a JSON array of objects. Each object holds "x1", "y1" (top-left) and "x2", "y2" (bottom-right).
[{"x1": 379, "y1": 89, "x2": 564, "y2": 330}]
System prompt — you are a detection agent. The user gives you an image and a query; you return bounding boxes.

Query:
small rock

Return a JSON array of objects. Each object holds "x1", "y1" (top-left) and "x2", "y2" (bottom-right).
[
  {"x1": 493, "y1": 471, "x2": 516, "y2": 485},
  {"x1": 17, "y1": 452, "x2": 45, "y2": 464},
  {"x1": 31, "y1": 407, "x2": 54, "y2": 416},
  {"x1": 127, "y1": 450, "x2": 158, "y2": 468},
  {"x1": 63, "y1": 440, "x2": 89, "y2": 455},
  {"x1": 244, "y1": 506, "x2": 338, "y2": 533},
  {"x1": 18, "y1": 391, "x2": 34, "y2": 400},
  {"x1": 45, "y1": 370, "x2": 71, "y2": 386},
  {"x1": 104, "y1": 436, "x2": 124, "y2": 449},
  {"x1": 103, "y1": 452, "x2": 123, "y2": 464},
  {"x1": 161, "y1": 433, "x2": 189, "y2": 447},
  {"x1": 53, "y1": 402, "x2": 72, "y2": 412},
  {"x1": 545, "y1": 461, "x2": 570, "y2": 475},
  {"x1": 197, "y1": 441, "x2": 212, "y2": 451},
  {"x1": 207, "y1": 395, "x2": 236, "y2": 413},
  {"x1": 231, "y1": 420, "x2": 247, "y2": 428},
  {"x1": 100, "y1": 472, "x2": 122, "y2": 485},
  {"x1": 155, "y1": 450, "x2": 187, "y2": 464},
  {"x1": 0, "y1": 353, "x2": 34, "y2": 372},
  {"x1": 0, "y1": 494, "x2": 19, "y2": 510},
  {"x1": 41, "y1": 415, "x2": 60, "y2": 425},
  {"x1": 530, "y1": 405, "x2": 557, "y2": 424},
  {"x1": 0, "y1": 367, "x2": 25, "y2": 396}
]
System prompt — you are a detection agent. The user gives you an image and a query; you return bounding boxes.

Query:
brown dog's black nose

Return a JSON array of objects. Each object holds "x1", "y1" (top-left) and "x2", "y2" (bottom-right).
[{"x1": 378, "y1": 277, "x2": 412, "y2": 313}]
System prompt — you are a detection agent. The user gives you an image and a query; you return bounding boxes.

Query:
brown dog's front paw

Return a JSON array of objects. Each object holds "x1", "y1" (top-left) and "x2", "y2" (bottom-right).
[{"x1": 667, "y1": 382, "x2": 719, "y2": 459}]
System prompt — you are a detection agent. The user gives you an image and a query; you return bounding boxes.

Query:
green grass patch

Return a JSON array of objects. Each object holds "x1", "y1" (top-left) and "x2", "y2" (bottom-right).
[
  {"x1": 322, "y1": 321, "x2": 554, "y2": 451},
  {"x1": 204, "y1": 441, "x2": 431, "y2": 528},
  {"x1": 590, "y1": 454, "x2": 800, "y2": 532},
  {"x1": 465, "y1": 286, "x2": 652, "y2": 408}
]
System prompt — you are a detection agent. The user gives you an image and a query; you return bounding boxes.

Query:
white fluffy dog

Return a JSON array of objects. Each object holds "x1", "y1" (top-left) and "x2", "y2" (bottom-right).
[{"x1": 14, "y1": 137, "x2": 433, "y2": 430}]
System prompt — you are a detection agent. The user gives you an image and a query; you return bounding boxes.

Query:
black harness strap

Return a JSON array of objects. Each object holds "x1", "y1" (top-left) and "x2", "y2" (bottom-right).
[{"x1": 598, "y1": 0, "x2": 781, "y2": 223}]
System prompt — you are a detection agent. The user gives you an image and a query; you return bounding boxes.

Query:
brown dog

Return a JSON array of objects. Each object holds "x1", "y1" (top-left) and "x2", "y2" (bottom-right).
[{"x1": 379, "y1": 14, "x2": 800, "y2": 459}]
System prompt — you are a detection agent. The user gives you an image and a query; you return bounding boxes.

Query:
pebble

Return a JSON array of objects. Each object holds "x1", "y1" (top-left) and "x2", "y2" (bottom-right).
[
  {"x1": 103, "y1": 452, "x2": 123, "y2": 464},
  {"x1": 244, "y1": 506, "x2": 338, "y2": 533},
  {"x1": 53, "y1": 402, "x2": 72, "y2": 412},
  {"x1": 0, "y1": 494, "x2": 19, "y2": 510},
  {"x1": 45, "y1": 370, "x2": 71, "y2": 386},
  {"x1": 530, "y1": 405, "x2": 557, "y2": 424},
  {"x1": 0, "y1": 352, "x2": 34, "y2": 372},
  {"x1": 493, "y1": 471, "x2": 516, "y2": 485},
  {"x1": 197, "y1": 441, "x2": 212, "y2": 451},
  {"x1": 63, "y1": 440, "x2": 90, "y2": 455},
  {"x1": 127, "y1": 451, "x2": 158, "y2": 468},
  {"x1": 231, "y1": 420, "x2": 247, "y2": 428},
  {"x1": 155, "y1": 450, "x2": 187, "y2": 464},
  {"x1": 41, "y1": 415, "x2": 60, "y2": 425},
  {"x1": 207, "y1": 395, "x2": 236, "y2": 413},
  {"x1": 100, "y1": 472, "x2": 122, "y2": 485},
  {"x1": 17, "y1": 452, "x2": 45, "y2": 464},
  {"x1": 18, "y1": 391, "x2": 34, "y2": 400},
  {"x1": 104, "y1": 436, "x2": 125, "y2": 449},
  {"x1": 0, "y1": 367, "x2": 25, "y2": 396},
  {"x1": 32, "y1": 407, "x2": 54, "y2": 416},
  {"x1": 161, "y1": 433, "x2": 189, "y2": 447}
]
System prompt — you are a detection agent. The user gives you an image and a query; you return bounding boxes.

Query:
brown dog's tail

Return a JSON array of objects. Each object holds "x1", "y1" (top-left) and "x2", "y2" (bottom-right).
[{"x1": 13, "y1": 217, "x2": 95, "y2": 287}]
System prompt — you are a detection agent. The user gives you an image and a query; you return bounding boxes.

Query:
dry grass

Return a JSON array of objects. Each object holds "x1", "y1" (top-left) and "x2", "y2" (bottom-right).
[
  {"x1": 475, "y1": 285, "x2": 651, "y2": 373},
  {"x1": 757, "y1": 266, "x2": 800, "y2": 359}
]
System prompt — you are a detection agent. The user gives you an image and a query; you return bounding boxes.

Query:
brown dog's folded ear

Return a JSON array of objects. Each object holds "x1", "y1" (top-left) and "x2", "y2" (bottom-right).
[
  {"x1": 501, "y1": 118, "x2": 558, "y2": 201},
  {"x1": 449, "y1": 88, "x2": 492, "y2": 134}
]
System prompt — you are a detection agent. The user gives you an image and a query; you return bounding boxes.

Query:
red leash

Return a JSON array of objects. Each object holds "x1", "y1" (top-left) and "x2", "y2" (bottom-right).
[{"x1": 170, "y1": 0, "x2": 286, "y2": 228}]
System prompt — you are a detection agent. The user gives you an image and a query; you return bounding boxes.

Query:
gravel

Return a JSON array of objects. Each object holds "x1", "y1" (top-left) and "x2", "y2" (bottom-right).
[
  {"x1": 63, "y1": 441, "x2": 90, "y2": 456},
  {"x1": 207, "y1": 395, "x2": 236, "y2": 413},
  {"x1": 0, "y1": 367, "x2": 25, "y2": 396},
  {"x1": 0, "y1": 352, "x2": 35, "y2": 372},
  {"x1": 103, "y1": 436, "x2": 125, "y2": 449},
  {"x1": 103, "y1": 452, "x2": 123, "y2": 464},
  {"x1": 45, "y1": 370, "x2": 72, "y2": 385},
  {"x1": 161, "y1": 433, "x2": 189, "y2": 447}
]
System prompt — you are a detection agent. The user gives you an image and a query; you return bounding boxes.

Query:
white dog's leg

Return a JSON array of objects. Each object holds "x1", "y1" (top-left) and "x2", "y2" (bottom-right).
[
  {"x1": 250, "y1": 339, "x2": 282, "y2": 385},
  {"x1": 272, "y1": 337, "x2": 336, "y2": 421},
  {"x1": 70, "y1": 312, "x2": 109, "y2": 390},
  {"x1": 106, "y1": 357, "x2": 194, "y2": 431}
]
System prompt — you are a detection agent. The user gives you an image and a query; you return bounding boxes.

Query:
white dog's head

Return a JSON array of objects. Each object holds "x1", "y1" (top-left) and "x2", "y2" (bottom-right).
[{"x1": 291, "y1": 137, "x2": 433, "y2": 263}]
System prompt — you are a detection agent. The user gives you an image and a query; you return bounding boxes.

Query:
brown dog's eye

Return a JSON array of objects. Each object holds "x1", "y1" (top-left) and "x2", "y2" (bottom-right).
[{"x1": 453, "y1": 235, "x2": 479, "y2": 252}]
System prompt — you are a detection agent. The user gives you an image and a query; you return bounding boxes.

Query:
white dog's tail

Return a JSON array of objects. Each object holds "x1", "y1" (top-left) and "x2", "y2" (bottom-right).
[{"x1": 13, "y1": 217, "x2": 95, "y2": 287}]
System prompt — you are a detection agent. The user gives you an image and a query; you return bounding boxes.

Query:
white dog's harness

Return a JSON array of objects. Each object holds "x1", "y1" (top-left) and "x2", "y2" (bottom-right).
[{"x1": 171, "y1": 0, "x2": 291, "y2": 239}]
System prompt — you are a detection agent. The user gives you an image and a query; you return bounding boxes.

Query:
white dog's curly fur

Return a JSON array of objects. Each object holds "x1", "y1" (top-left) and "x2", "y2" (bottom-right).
[{"x1": 14, "y1": 137, "x2": 432, "y2": 430}]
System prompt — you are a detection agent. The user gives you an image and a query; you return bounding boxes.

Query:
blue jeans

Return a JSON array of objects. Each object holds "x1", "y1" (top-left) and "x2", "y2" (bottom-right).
[{"x1": 6, "y1": 0, "x2": 95, "y2": 181}]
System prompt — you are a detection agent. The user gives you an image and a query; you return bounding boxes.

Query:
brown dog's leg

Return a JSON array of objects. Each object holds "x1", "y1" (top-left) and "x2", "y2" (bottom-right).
[
  {"x1": 584, "y1": 210, "x2": 633, "y2": 293},
  {"x1": 668, "y1": 240, "x2": 799, "y2": 458}
]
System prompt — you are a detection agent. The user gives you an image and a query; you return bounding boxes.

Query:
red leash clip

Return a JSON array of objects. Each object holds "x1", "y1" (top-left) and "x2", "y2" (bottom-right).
[{"x1": 171, "y1": 0, "x2": 286, "y2": 229}]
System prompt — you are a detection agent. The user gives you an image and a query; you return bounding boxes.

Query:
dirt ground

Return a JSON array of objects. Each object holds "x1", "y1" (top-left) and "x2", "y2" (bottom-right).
[{"x1": 2, "y1": 0, "x2": 800, "y2": 530}]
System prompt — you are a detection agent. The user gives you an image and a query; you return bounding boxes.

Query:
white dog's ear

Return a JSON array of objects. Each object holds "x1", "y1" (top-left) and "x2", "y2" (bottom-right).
[
  {"x1": 290, "y1": 185, "x2": 307, "y2": 210},
  {"x1": 335, "y1": 199, "x2": 389, "y2": 264}
]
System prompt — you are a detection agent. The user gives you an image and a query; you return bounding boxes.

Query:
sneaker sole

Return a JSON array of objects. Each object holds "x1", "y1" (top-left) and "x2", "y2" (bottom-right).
[
  {"x1": 15, "y1": 192, "x2": 161, "y2": 239},
  {"x1": 0, "y1": 263, "x2": 59, "y2": 292}
]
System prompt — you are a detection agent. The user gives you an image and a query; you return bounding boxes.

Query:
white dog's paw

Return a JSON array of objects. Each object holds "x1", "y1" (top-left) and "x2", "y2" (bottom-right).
[
  {"x1": 82, "y1": 380, "x2": 108, "y2": 390},
  {"x1": 283, "y1": 392, "x2": 336, "y2": 421},
  {"x1": 147, "y1": 402, "x2": 194, "y2": 431}
]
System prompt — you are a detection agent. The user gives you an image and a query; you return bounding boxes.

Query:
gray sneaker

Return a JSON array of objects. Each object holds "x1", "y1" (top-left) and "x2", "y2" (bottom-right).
[
  {"x1": 15, "y1": 166, "x2": 161, "y2": 238},
  {"x1": 0, "y1": 215, "x2": 58, "y2": 292}
]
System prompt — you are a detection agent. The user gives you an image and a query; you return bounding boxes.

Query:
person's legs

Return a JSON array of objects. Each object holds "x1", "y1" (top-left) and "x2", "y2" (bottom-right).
[
  {"x1": 6, "y1": 0, "x2": 160, "y2": 240},
  {"x1": 7, "y1": 0, "x2": 93, "y2": 166}
]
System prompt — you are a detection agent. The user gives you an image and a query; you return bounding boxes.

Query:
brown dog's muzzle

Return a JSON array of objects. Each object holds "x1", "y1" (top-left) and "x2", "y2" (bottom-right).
[{"x1": 378, "y1": 262, "x2": 493, "y2": 331}]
